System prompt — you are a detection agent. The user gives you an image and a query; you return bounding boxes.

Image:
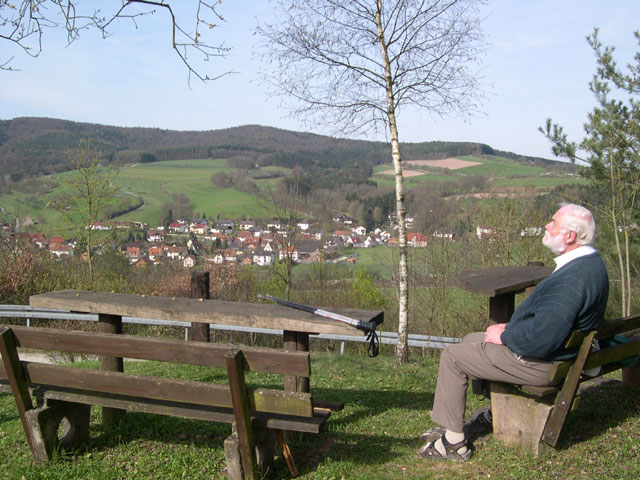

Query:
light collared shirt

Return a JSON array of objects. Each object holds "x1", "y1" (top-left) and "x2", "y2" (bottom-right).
[{"x1": 553, "y1": 245, "x2": 597, "y2": 272}]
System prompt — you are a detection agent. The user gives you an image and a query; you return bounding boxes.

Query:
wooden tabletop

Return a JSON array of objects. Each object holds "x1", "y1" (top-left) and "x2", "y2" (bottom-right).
[
  {"x1": 30, "y1": 290, "x2": 383, "y2": 336},
  {"x1": 455, "y1": 265, "x2": 553, "y2": 297}
]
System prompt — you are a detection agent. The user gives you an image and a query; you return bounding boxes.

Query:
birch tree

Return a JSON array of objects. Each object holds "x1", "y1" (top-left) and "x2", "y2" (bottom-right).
[
  {"x1": 541, "y1": 29, "x2": 640, "y2": 317},
  {"x1": 256, "y1": 0, "x2": 486, "y2": 363}
]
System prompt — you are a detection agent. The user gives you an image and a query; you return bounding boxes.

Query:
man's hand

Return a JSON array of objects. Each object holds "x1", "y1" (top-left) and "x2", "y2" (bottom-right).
[{"x1": 484, "y1": 323, "x2": 507, "y2": 345}]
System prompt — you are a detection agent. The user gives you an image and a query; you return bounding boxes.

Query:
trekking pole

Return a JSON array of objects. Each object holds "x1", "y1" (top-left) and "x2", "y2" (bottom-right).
[{"x1": 257, "y1": 294, "x2": 380, "y2": 357}]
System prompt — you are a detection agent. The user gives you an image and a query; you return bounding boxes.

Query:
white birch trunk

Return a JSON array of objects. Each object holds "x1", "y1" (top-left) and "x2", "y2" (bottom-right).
[{"x1": 376, "y1": 1, "x2": 409, "y2": 363}]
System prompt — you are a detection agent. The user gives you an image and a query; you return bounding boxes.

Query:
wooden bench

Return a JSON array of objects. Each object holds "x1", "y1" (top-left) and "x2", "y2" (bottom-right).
[
  {"x1": 0, "y1": 324, "x2": 340, "y2": 479},
  {"x1": 488, "y1": 314, "x2": 640, "y2": 455}
]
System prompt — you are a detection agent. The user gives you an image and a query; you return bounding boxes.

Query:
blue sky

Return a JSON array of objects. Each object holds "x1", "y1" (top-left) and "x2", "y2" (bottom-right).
[{"x1": 1, "y1": 1, "x2": 638, "y2": 159}]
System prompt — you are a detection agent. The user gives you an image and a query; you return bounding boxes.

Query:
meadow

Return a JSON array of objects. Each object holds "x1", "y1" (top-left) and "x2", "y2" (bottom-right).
[
  {"x1": 1, "y1": 353, "x2": 637, "y2": 479},
  {"x1": 0, "y1": 159, "x2": 275, "y2": 234}
]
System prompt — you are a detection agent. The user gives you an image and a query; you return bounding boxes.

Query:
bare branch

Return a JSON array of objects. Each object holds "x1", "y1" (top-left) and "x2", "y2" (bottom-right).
[{"x1": 0, "y1": 1, "x2": 231, "y2": 80}]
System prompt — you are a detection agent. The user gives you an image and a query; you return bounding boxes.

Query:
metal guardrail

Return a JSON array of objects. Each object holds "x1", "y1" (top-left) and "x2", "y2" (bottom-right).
[{"x1": 0, "y1": 305, "x2": 461, "y2": 350}]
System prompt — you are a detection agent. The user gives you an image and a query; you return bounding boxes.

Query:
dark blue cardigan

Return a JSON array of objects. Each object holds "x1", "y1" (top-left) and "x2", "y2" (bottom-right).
[{"x1": 501, "y1": 252, "x2": 609, "y2": 361}]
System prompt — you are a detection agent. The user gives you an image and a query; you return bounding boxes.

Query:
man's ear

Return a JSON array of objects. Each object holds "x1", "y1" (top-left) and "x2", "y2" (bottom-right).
[{"x1": 566, "y1": 230, "x2": 578, "y2": 245}]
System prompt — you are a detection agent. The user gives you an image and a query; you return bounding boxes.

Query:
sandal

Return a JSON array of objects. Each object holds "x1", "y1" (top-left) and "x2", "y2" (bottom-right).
[{"x1": 418, "y1": 434, "x2": 472, "y2": 462}]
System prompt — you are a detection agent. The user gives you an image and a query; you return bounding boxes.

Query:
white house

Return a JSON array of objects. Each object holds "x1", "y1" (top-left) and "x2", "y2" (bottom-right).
[{"x1": 253, "y1": 251, "x2": 275, "y2": 266}]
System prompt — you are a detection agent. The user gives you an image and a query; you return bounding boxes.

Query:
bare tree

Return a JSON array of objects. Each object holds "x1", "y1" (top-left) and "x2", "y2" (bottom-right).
[
  {"x1": 55, "y1": 140, "x2": 120, "y2": 284},
  {"x1": 256, "y1": 0, "x2": 486, "y2": 363},
  {"x1": 1, "y1": 1, "x2": 229, "y2": 80}
]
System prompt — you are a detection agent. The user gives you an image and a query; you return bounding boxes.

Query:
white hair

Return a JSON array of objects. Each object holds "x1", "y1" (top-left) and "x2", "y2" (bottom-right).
[{"x1": 558, "y1": 203, "x2": 595, "y2": 246}]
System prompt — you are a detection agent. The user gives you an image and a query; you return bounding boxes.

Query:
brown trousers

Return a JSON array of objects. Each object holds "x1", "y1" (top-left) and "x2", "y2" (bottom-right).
[{"x1": 431, "y1": 332, "x2": 555, "y2": 433}]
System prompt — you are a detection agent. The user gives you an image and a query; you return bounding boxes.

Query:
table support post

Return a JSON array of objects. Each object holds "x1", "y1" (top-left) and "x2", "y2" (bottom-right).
[
  {"x1": 283, "y1": 331, "x2": 310, "y2": 393},
  {"x1": 489, "y1": 293, "x2": 515, "y2": 325},
  {"x1": 98, "y1": 313, "x2": 125, "y2": 425},
  {"x1": 189, "y1": 270, "x2": 210, "y2": 342}
]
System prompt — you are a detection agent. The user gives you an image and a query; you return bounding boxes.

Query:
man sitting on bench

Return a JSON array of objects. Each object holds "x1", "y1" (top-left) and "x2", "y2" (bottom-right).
[{"x1": 419, "y1": 203, "x2": 609, "y2": 462}]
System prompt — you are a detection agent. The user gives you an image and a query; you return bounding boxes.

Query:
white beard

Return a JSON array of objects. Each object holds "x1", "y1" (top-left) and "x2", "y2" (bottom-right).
[{"x1": 543, "y1": 231, "x2": 567, "y2": 255}]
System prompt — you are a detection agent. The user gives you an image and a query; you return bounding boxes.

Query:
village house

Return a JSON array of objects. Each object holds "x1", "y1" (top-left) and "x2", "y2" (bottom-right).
[
  {"x1": 351, "y1": 225, "x2": 367, "y2": 237},
  {"x1": 296, "y1": 239, "x2": 322, "y2": 262},
  {"x1": 303, "y1": 228, "x2": 323, "y2": 240},
  {"x1": 432, "y1": 231, "x2": 455, "y2": 241},
  {"x1": 407, "y1": 232, "x2": 428, "y2": 247},
  {"x1": 210, "y1": 223, "x2": 233, "y2": 235},
  {"x1": 165, "y1": 245, "x2": 188, "y2": 260},
  {"x1": 221, "y1": 249, "x2": 239, "y2": 263},
  {"x1": 183, "y1": 255, "x2": 196, "y2": 268},
  {"x1": 239, "y1": 220, "x2": 256, "y2": 230},
  {"x1": 346, "y1": 235, "x2": 365, "y2": 248},
  {"x1": 147, "y1": 229, "x2": 165, "y2": 242},
  {"x1": 49, "y1": 242, "x2": 73, "y2": 258},
  {"x1": 89, "y1": 222, "x2": 112, "y2": 231},
  {"x1": 333, "y1": 215, "x2": 353, "y2": 225},
  {"x1": 278, "y1": 245, "x2": 300, "y2": 263},
  {"x1": 253, "y1": 250, "x2": 274, "y2": 266},
  {"x1": 125, "y1": 246, "x2": 141, "y2": 262},
  {"x1": 190, "y1": 223, "x2": 207, "y2": 235},
  {"x1": 235, "y1": 231, "x2": 253, "y2": 243},
  {"x1": 364, "y1": 234, "x2": 381, "y2": 248},
  {"x1": 148, "y1": 245, "x2": 163, "y2": 260},
  {"x1": 168, "y1": 222, "x2": 187, "y2": 234},
  {"x1": 244, "y1": 237, "x2": 260, "y2": 251},
  {"x1": 248, "y1": 225, "x2": 264, "y2": 237}
]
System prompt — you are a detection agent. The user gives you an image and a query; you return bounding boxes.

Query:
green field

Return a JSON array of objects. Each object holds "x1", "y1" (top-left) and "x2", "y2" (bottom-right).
[{"x1": 0, "y1": 159, "x2": 276, "y2": 234}]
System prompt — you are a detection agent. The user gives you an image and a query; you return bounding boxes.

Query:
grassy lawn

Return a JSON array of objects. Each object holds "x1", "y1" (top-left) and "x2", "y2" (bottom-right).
[{"x1": 1, "y1": 352, "x2": 638, "y2": 479}]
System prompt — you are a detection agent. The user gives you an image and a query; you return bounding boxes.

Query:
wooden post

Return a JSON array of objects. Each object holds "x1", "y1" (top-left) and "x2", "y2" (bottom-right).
[
  {"x1": 225, "y1": 349, "x2": 258, "y2": 480},
  {"x1": 98, "y1": 313, "x2": 125, "y2": 425},
  {"x1": 489, "y1": 293, "x2": 515, "y2": 325},
  {"x1": 0, "y1": 328, "x2": 36, "y2": 455},
  {"x1": 189, "y1": 270, "x2": 210, "y2": 342},
  {"x1": 283, "y1": 331, "x2": 310, "y2": 393}
]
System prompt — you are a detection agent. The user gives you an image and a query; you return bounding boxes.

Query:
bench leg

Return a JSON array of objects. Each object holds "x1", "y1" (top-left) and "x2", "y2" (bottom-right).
[
  {"x1": 490, "y1": 383, "x2": 553, "y2": 456},
  {"x1": 224, "y1": 426, "x2": 276, "y2": 480},
  {"x1": 622, "y1": 364, "x2": 640, "y2": 388},
  {"x1": 25, "y1": 400, "x2": 91, "y2": 462}
]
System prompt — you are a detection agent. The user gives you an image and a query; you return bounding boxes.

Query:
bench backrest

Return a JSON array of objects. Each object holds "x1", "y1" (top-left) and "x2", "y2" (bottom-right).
[
  {"x1": 549, "y1": 314, "x2": 640, "y2": 383},
  {"x1": 0, "y1": 325, "x2": 313, "y2": 418}
]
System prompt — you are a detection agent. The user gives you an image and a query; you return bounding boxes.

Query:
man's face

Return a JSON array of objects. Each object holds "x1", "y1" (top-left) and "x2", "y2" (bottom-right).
[{"x1": 543, "y1": 209, "x2": 569, "y2": 255}]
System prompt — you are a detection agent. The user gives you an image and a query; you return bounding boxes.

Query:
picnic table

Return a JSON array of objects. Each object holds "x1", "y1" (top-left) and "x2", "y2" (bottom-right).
[
  {"x1": 455, "y1": 265, "x2": 553, "y2": 324},
  {"x1": 29, "y1": 290, "x2": 384, "y2": 395}
]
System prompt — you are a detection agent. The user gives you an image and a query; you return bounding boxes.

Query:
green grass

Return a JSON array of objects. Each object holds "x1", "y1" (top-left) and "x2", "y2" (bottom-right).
[
  {"x1": 1, "y1": 354, "x2": 638, "y2": 479},
  {"x1": 0, "y1": 159, "x2": 275, "y2": 234}
]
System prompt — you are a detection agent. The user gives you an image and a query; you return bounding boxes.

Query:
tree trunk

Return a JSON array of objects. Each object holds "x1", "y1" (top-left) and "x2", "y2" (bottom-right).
[{"x1": 376, "y1": 1, "x2": 409, "y2": 364}]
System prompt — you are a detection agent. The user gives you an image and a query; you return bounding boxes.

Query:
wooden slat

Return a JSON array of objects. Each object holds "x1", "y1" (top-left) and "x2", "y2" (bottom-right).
[
  {"x1": 30, "y1": 290, "x2": 383, "y2": 336},
  {"x1": 3, "y1": 325, "x2": 311, "y2": 377},
  {"x1": 19, "y1": 362, "x2": 313, "y2": 417},
  {"x1": 553, "y1": 335, "x2": 640, "y2": 379},
  {"x1": 3, "y1": 383, "x2": 327, "y2": 433},
  {"x1": 520, "y1": 384, "x2": 560, "y2": 398},
  {"x1": 563, "y1": 315, "x2": 640, "y2": 348}
]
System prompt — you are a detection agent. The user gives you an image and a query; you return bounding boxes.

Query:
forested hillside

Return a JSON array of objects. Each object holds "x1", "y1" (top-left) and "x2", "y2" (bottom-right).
[{"x1": 0, "y1": 117, "x2": 566, "y2": 180}]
